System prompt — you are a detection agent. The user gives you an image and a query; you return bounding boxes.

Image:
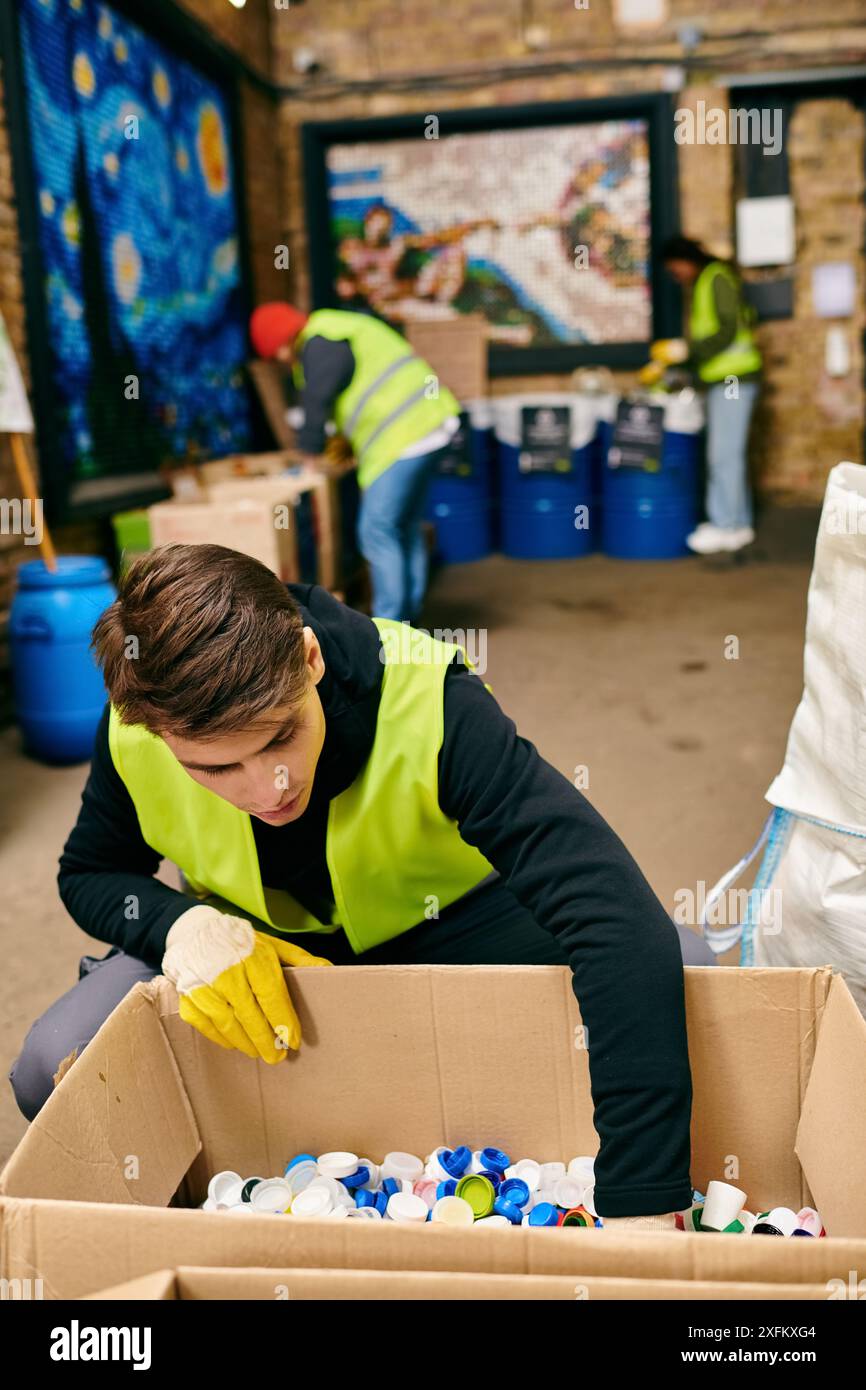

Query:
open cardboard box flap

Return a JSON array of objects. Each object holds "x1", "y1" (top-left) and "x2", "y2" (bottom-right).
[{"x1": 2, "y1": 965, "x2": 866, "y2": 1296}]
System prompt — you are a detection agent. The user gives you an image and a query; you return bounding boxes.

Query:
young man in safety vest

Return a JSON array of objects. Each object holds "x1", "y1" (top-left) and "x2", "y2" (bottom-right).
[
  {"x1": 655, "y1": 236, "x2": 762, "y2": 556},
  {"x1": 249, "y1": 301, "x2": 459, "y2": 621},
  {"x1": 11, "y1": 544, "x2": 714, "y2": 1230}
]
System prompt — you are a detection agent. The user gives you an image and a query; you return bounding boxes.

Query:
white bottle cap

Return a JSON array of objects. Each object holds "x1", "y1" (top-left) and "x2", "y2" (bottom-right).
[
  {"x1": 317, "y1": 1151, "x2": 359, "y2": 1180},
  {"x1": 553, "y1": 1177, "x2": 585, "y2": 1210},
  {"x1": 469, "y1": 1150, "x2": 486, "y2": 1175},
  {"x1": 475, "y1": 1214, "x2": 511, "y2": 1228},
  {"x1": 358, "y1": 1160, "x2": 379, "y2": 1189},
  {"x1": 328, "y1": 1203, "x2": 349, "y2": 1219},
  {"x1": 739, "y1": 1209, "x2": 757, "y2": 1234},
  {"x1": 513, "y1": 1159, "x2": 542, "y2": 1191},
  {"x1": 344, "y1": 1206, "x2": 383, "y2": 1219},
  {"x1": 426, "y1": 1148, "x2": 453, "y2": 1180},
  {"x1": 431, "y1": 1195, "x2": 475, "y2": 1227},
  {"x1": 539, "y1": 1162, "x2": 566, "y2": 1185},
  {"x1": 200, "y1": 1197, "x2": 218, "y2": 1212},
  {"x1": 250, "y1": 1178, "x2": 293, "y2": 1213},
  {"x1": 766, "y1": 1207, "x2": 799, "y2": 1237},
  {"x1": 382, "y1": 1151, "x2": 425, "y2": 1183},
  {"x1": 208, "y1": 1170, "x2": 244, "y2": 1206},
  {"x1": 583, "y1": 1183, "x2": 597, "y2": 1217},
  {"x1": 291, "y1": 1185, "x2": 334, "y2": 1218},
  {"x1": 387, "y1": 1191, "x2": 429, "y2": 1224},
  {"x1": 284, "y1": 1161, "x2": 318, "y2": 1196},
  {"x1": 305, "y1": 1175, "x2": 345, "y2": 1202},
  {"x1": 534, "y1": 1187, "x2": 559, "y2": 1208},
  {"x1": 224, "y1": 1203, "x2": 258, "y2": 1215},
  {"x1": 567, "y1": 1155, "x2": 595, "y2": 1184},
  {"x1": 701, "y1": 1180, "x2": 748, "y2": 1232}
]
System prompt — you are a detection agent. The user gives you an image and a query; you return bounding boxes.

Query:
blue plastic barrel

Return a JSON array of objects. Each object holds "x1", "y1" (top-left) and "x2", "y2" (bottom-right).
[
  {"x1": 493, "y1": 394, "x2": 596, "y2": 559},
  {"x1": 426, "y1": 402, "x2": 494, "y2": 564},
  {"x1": 601, "y1": 390, "x2": 704, "y2": 560},
  {"x1": 10, "y1": 556, "x2": 116, "y2": 762}
]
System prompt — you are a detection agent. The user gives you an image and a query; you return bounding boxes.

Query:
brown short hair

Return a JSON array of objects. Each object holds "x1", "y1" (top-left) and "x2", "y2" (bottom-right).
[{"x1": 93, "y1": 544, "x2": 309, "y2": 737}]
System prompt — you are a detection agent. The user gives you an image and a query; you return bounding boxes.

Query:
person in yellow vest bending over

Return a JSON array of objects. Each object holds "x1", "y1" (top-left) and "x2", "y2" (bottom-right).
[
  {"x1": 12, "y1": 545, "x2": 714, "y2": 1227},
  {"x1": 249, "y1": 302, "x2": 460, "y2": 621},
  {"x1": 653, "y1": 237, "x2": 762, "y2": 556}
]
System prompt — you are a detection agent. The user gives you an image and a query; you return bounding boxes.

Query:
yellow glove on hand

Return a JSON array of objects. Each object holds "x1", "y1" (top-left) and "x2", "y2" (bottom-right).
[
  {"x1": 650, "y1": 337, "x2": 688, "y2": 365},
  {"x1": 603, "y1": 1213, "x2": 678, "y2": 1233},
  {"x1": 162, "y1": 905, "x2": 332, "y2": 1063},
  {"x1": 638, "y1": 360, "x2": 665, "y2": 386}
]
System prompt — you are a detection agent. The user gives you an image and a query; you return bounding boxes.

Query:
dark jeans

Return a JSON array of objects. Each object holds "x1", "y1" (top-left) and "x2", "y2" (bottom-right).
[{"x1": 9, "y1": 879, "x2": 713, "y2": 1120}]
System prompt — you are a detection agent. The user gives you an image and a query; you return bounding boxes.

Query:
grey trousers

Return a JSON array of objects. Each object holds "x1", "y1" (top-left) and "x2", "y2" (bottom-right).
[{"x1": 9, "y1": 881, "x2": 714, "y2": 1121}]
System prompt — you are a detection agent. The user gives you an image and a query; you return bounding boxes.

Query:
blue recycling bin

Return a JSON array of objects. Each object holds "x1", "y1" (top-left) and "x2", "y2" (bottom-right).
[
  {"x1": 493, "y1": 394, "x2": 597, "y2": 559},
  {"x1": 425, "y1": 401, "x2": 495, "y2": 564},
  {"x1": 10, "y1": 555, "x2": 116, "y2": 763},
  {"x1": 601, "y1": 391, "x2": 704, "y2": 560}
]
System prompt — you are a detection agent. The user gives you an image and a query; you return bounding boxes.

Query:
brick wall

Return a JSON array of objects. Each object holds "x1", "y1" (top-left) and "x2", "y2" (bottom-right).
[{"x1": 271, "y1": 1, "x2": 866, "y2": 503}]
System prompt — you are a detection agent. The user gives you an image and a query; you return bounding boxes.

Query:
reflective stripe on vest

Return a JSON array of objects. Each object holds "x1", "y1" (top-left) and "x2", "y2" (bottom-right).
[
  {"x1": 294, "y1": 309, "x2": 460, "y2": 488},
  {"x1": 108, "y1": 618, "x2": 493, "y2": 954},
  {"x1": 689, "y1": 261, "x2": 762, "y2": 384}
]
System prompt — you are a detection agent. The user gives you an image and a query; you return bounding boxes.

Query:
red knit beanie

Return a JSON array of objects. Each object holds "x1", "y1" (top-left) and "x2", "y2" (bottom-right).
[{"x1": 249, "y1": 302, "x2": 309, "y2": 358}]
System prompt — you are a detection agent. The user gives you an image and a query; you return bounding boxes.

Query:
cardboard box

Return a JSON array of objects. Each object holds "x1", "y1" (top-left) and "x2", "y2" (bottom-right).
[
  {"x1": 81, "y1": 1266, "x2": 837, "y2": 1301},
  {"x1": 405, "y1": 314, "x2": 488, "y2": 402},
  {"x1": 199, "y1": 451, "x2": 299, "y2": 486},
  {"x1": 148, "y1": 494, "x2": 300, "y2": 583},
  {"x1": 2, "y1": 966, "x2": 866, "y2": 1300},
  {"x1": 203, "y1": 470, "x2": 345, "y2": 592}
]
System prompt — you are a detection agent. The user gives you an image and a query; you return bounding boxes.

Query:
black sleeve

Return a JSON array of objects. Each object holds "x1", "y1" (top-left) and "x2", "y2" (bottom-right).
[
  {"x1": 296, "y1": 337, "x2": 355, "y2": 454},
  {"x1": 438, "y1": 662, "x2": 693, "y2": 1218},
  {"x1": 57, "y1": 707, "x2": 193, "y2": 967}
]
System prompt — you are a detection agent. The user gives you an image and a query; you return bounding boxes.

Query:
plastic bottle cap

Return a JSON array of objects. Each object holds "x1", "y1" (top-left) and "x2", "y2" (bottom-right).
[
  {"x1": 426, "y1": 1148, "x2": 453, "y2": 1180},
  {"x1": 200, "y1": 1197, "x2": 218, "y2": 1212},
  {"x1": 284, "y1": 1162, "x2": 318, "y2": 1197},
  {"x1": 285, "y1": 1153, "x2": 317, "y2": 1172},
  {"x1": 382, "y1": 1177, "x2": 401, "y2": 1197},
  {"x1": 413, "y1": 1180, "x2": 439, "y2": 1209},
  {"x1": 249, "y1": 1178, "x2": 293, "y2": 1213},
  {"x1": 766, "y1": 1207, "x2": 799, "y2": 1237},
  {"x1": 306, "y1": 1175, "x2": 345, "y2": 1202},
  {"x1": 561, "y1": 1206, "x2": 593, "y2": 1227},
  {"x1": 566, "y1": 1156, "x2": 595, "y2": 1184},
  {"x1": 355, "y1": 1189, "x2": 376, "y2": 1208},
  {"x1": 478, "y1": 1169, "x2": 502, "y2": 1191},
  {"x1": 344, "y1": 1206, "x2": 383, "y2": 1220},
  {"x1": 528, "y1": 1202, "x2": 560, "y2": 1227},
  {"x1": 499, "y1": 1178, "x2": 531, "y2": 1208},
  {"x1": 374, "y1": 1192, "x2": 388, "y2": 1217},
  {"x1": 493, "y1": 1197, "x2": 523, "y2": 1225},
  {"x1": 474, "y1": 1215, "x2": 511, "y2": 1228},
  {"x1": 431, "y1": 1196, "x2": 475, "y2": 1227},
  {"x1": 436, "y1": 1179, "x2": 457, "y2": 1199},
  {"x1": 513, "y1": 1160, "x2": 542, "y2": 1192},
  {"x1": 241, "y1": 1178, "x2": 264, "y2": 1203},
  {"x1": 341, "y1": 1166, "x2": 371, "y2": 1191},
  {"x1": 534, "y1": 1187, "x2": 559, "y2": 1208},
  {"x1": 382, "y1": 1151, "x2": 424, "y2": 1183},
  {"x1": 538, "y1": 1162, "x2": 566, "y2": 1185},
  {"x1": 455, "y1": 1174, "x2": 496, "y2": 1218},
  {"x1": 442, "y1": 1145, "x2": 471, "y2": 1178},
  {"x1": 387, "y1": 1191, "x2": 429, "y2": 1224},
  {"x1": 291, "y1": 1186, "x2": 334, "y2": 1218},
  {"x1": 208, "y1": 1170, "x2": 244, "y2": 1205},
  {"x1": 481, "y1": 1147, "x2": 510, "y2": 1173},
  {"x1": 469, "y1": 1150, "x2": 486, "y2": 1175},
  {"x1": 358, "y1": 1160, "x2": 380, "y2": 1188},
  {"x1": 328, "y1": 1204, "x2": 349, "y2": 1219},
  {"x1": 317, "y1": 1151, "x2": 359, "y2": 1180},
  {"x1": 224, "y1": 1203, "x2": 258, "y2": 1215},
  {"x1": 553, "y1": 1177, "x2": 584, "y2": 1210}
]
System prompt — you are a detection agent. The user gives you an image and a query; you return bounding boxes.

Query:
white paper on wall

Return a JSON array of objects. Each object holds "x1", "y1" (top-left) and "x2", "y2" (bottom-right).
[
  {"x1": 0, "y1": 309, "x2": 34, "y2": 433},
  {"x1": 735, "y1": 195, "x2": 795, "y2": 268},
  {"x1": 812, "y1": 261, "x2": 857, "y2": 319}
]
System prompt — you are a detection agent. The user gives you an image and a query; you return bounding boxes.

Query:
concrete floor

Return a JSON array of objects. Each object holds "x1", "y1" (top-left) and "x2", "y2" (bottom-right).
[{"x1": 0, "y1": 513, "x2": 817, "y2": 1167}]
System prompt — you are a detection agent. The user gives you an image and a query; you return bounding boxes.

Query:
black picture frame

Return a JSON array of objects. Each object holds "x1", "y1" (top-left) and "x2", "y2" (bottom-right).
[
  {"x1": 302, "y1": 91, "x2": 682, "y2": 378},
  {"x1": 0, "y1": 0, "x2": 255, "y2": 524}
]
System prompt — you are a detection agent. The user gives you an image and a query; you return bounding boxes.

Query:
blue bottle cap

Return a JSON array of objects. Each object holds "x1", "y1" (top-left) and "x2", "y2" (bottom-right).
[
  {"x1": 479, "y1": 1169, "x2": 502, "y2": 1190},
  {"x1": 355, "y1": 1189, "x2": 375, "y2": 1208},
  {"x1": 499, "y1": 1178, "x2": 531, "y2": 1208},
  {"x1": 436, "y1": 1180, "x2": 457, "y2": 1199},
  {"x1": 382, "y1": 1177, "x2": 400, "y2": 1197},
  {"x1": 374, "y1": 1192, "x2": 389, "y2": 1216},
  {"x1": 442, "y1": 1145, "x2": 471, "y2": 1178},
  {"x1": 342, "y1": 1166, "x2": 370, "y2": 1191},
  {"x1": 285, "y1": 1153, "x2": 317, "y2": 1173},
  {"x1": 481, "y1": 1147, "x2": 511, "y2": 1173},
  {"x1": 493, "y1": 1197, "x2": 523, "y2": 1225},
  {"x1": 528, "y1": 1202, "x2": 559, "y2": 1227}
]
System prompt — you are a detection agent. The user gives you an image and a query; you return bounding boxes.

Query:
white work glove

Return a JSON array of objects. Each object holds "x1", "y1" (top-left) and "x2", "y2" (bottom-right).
[
  {"x1": 161, "y1": 905, "x2": 331, "y2": 1063},
  {"x1": 602, "y1": 1213, "x2": 679, "y2": 1233}
]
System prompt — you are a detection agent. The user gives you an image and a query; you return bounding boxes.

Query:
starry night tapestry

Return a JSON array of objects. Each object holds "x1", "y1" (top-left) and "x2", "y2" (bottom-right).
[{"x1": 18, "y1": 0, "x2": 251, "y2": 487}]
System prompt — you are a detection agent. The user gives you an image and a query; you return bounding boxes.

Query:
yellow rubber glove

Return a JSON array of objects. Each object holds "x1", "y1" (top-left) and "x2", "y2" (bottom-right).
[
  {"x1": 650, "y1": 337, "x2": 688, "y2": 365},
  {"x1": 161, "y1": 905, "x2": 332, "y2": 1063},
  {"x1": 637, "y1": 360, "x2": 665, "y2": 386}
]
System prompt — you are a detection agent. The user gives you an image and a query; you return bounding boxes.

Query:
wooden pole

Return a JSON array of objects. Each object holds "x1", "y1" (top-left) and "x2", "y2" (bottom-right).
[{"x1": 8, "y1": 431, "x2": 57, "y2": 570}]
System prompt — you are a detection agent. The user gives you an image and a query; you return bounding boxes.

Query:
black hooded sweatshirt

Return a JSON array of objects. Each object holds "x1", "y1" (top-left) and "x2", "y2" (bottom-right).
[{"x1": 58, "y1": 584, "x2": 693, "y2": 1216}]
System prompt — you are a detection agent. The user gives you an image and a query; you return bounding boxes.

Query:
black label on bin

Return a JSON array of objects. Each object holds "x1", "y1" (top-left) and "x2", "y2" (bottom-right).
[
  {"x1": 519, "y1": 405, "x2": 572, "y2": 474},
  {"x1": 608, "y1": 400, "x2": 664, "y2": 472},
  {"x1": 437, "y1": 411, "x2": 474, "y2": 477}
]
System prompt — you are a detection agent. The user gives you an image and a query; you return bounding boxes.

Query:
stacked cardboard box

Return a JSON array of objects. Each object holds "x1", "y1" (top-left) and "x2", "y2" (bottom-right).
[{"x1": 1, "y1": 965, "x2": 865, "y2": 1300}]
